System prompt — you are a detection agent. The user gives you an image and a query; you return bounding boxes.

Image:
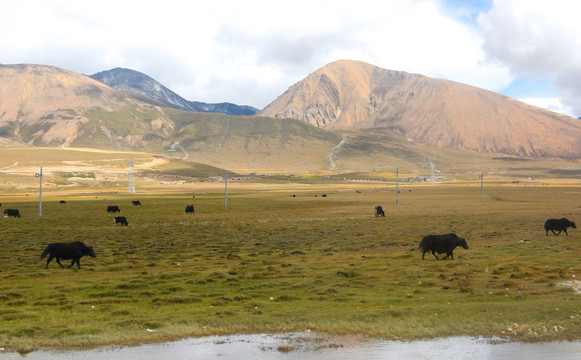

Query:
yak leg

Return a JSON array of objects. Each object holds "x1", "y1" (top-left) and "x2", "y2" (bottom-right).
[
  {"x1": 70, "y1": 259, "x2": 81, "y2": 269},
  {"x1": 45, "y1": 255, "x2": 54, "y2": 268},
  {"x1": 564, "y1": 229, "x2": 569, "y2": 236},
  {"x1": 431, "y1": 251, "x2": 440, "y2": 260},
  {"x1": 55, "y1": 257, "x2": 65, "y2": 268}
]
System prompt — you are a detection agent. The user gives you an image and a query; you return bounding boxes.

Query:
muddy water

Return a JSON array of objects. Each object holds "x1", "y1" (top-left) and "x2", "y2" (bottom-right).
[{"x1": 1, "y1": 333, "x2": 580, "y2": 360}]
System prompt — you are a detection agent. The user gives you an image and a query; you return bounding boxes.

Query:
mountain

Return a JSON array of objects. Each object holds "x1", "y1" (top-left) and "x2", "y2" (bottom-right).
[
  {"x1": 90, "y1": 68, "x2": 258, "y2": 116},
  {"x1": 0, "y1": 64, "x2": 175, "y2": 147},
  {"x1": 260, "y1": 60, "x2": 581, "y2": 159},
  {"x1": 0, "y1": 64, "x2": 340, "y2": 170},
  {"x1": 89, "y1": 67, "x2": 196, "y2": 112},
  {"x1": 1, "y1": 62, "x2": 580, "y2": 176}
]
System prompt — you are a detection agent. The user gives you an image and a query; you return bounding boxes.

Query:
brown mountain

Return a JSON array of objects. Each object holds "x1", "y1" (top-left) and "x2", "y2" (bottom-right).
[
  {"x1": 0, "y1": 64, "x2": 175, "y2": 147},
  {"x1": 259, "y1": 60, "x2": 581, "y2": 159},
  {"x1": 0, "y1": 64, "x2": 341, "y2": 171}
]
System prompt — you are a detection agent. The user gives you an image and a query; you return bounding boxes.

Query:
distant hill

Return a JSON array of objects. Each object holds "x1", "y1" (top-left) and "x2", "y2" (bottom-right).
[
  {"x1": 260, "y1": 60, "x2": 581, "y2": 159},
  {"x1": 90, "y1": 68, "x2": 258, "y2": 116},
  {"x1": 0, "y1": 64, "x2": 340, "y2": 170},
  {"x1": 1, "y1": 62, "x2": 580, "y2": 176}
]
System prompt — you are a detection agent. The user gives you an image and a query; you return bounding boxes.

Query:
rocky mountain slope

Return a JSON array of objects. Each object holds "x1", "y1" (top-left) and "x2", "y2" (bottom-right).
[
  {"x1": 1, "y1": 62, "x2": 580, "y2": 175},
  {"x1": 260, "y1": 60, "x2": 581, "y2": 159},
  {"x1": 90, "y1": 68, "x2": 258, "y2": 116},
  {"x1": 0, "y1": 64, "x2": 172, "y2": 147},
  {"x1": 0, "y1": 64, "x2": 339, "y2": 170}
]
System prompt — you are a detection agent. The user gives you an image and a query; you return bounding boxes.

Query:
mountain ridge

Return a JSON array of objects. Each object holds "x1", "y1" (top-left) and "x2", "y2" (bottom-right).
[
  {"x1": 0, "y1": 61, "x2": 580, "y2": 177},
  {"x1": 260, "y1": 60, "x2": 581, "y2": 159},
  {"x1": 90, "y1": 67, "x2": 258, "y2": 116}
]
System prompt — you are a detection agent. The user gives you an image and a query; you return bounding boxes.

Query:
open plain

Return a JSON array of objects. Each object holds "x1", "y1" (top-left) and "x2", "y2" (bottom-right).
[{"x1": 1, "y1": 173, "x2": 580, "y2": 353}]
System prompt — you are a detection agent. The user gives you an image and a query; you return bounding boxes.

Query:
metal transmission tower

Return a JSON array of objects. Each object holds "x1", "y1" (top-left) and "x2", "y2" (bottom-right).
[
  {"x1": 128, "y1": 160, "x2": 135, "y2": 193},
  {"x1": 429, "y1": 157, "x2": 436, "y2": 184}
]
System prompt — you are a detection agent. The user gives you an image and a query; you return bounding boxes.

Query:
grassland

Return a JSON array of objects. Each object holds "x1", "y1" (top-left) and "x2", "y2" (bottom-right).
[{"x1": 0, "y1": 180, "x2": 580, "y2": 353}]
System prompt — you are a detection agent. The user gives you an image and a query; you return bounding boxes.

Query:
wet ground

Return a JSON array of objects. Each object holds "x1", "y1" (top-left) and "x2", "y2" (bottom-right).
[{"x1": 2, "y1": 333, "x2": 581, "y2": 360}]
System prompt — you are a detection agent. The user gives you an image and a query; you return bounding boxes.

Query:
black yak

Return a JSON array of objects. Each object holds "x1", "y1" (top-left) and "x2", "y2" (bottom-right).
[
  {"x1": 40, "y1": 241, "x2": 96, "y2": 269},
  {"x1": 374, "y1": 205, "x2": 385, "y2": 217},
  {"x1": 132, "y1": 200, "x2": 142, "y2": 206},
  {"x1": 419, "y1": 233, "x2": 468, "y2": 260},
  {"x1": 545, "y1": 218, "x2": 576, "y2": 236},
  {"x1": 114, "y1": 216, "x2": 128, "y2": 226},
  {"x1": 107, "y1": 205, "x2": 121, "y2": 213},
  {"x1": 185, "y1": 205, "x2": 194, "y2": 214},
  {"x1": 4, "y1": 209, "x2": 20, "y2": 217}
]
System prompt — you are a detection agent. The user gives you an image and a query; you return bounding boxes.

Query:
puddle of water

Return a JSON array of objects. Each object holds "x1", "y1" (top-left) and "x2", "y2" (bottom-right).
[{"x1": 1, "y1": 333, "x2": 581, "y2": 360}]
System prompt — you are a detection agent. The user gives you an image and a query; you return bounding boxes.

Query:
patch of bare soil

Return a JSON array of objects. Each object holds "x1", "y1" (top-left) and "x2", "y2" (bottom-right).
[{"x1": 560, "y1": 280, "x2": 581, "y2": 294}]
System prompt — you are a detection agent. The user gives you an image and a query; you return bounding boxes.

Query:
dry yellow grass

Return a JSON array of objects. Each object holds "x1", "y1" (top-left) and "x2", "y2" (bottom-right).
[{"x1": 0, "y1": 179, "x2": 580, "y2": 353}]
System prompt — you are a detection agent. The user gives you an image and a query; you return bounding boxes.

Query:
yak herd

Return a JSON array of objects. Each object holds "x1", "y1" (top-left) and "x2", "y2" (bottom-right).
[{"x1": 0, "y1": 197, "x2": 577, "y2": 269}]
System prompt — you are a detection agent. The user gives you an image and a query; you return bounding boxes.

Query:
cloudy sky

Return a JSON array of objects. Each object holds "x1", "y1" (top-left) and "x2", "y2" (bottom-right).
[{"x1": 1, "y1": 0, "x2": 579, "y2": 117}]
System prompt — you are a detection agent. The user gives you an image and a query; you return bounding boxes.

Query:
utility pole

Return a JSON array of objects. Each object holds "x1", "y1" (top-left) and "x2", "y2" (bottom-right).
[
  {"x1": 36, "y1": 166, "x2": 43, "y2": 217},
  {"x1": 224, "y1": 172, "x2": 228, "y2": 210},
  {"x1": 429, "y1": 157, "x2": 436, "y2": 184},
  {"x1": 480, "y1": 172, "x2": 484, "y2": 203},
  {"x1": 128, "y1": 160, "x2": 135, "y2": 193},
  {"x1": 396, "y1": 167, "x2": 399, "y2": 206}
]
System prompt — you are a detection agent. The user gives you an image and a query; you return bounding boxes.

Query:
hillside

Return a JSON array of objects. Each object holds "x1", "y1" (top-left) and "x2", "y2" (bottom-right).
[
  {"x1": 0, "y1": 64, "x2": 343, "y2": 171},
  {"x1": 89, "y1": 67, "x2": 197, "y2": 112},
  {"x1": 1, "y1": 63, "x2": 580, "y2": 176},
  {"x1": 0, "y1": 64, "x2": 174, "y2": 147},
  {"x1": 260, "y1": 60, "x2": 581, "y2": 159},
  {"x1": 90, "y1": 68, "x2": 258, "y2": 116}
]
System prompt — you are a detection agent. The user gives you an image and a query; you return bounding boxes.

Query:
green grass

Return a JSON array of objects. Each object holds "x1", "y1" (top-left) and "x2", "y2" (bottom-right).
[{"x1": 0, "y1": 182, "x2": 580, "y2": 352}]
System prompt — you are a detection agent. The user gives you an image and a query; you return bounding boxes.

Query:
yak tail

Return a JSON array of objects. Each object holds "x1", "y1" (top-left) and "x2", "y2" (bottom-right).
[{"x1": 40, "y1": 246, "x2": 50, "y2": 260}]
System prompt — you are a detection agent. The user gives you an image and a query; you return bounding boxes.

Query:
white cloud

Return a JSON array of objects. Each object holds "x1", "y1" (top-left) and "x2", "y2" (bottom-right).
[
  {"x1": 519, "y1": 97, "x2": 575, "y2": 117},
  {"x1": 0, "y1": 0, "x2": 553, "y2": 111},
  {"x1": 479, "y1": 0, "x2": 581, "y2": 117}
]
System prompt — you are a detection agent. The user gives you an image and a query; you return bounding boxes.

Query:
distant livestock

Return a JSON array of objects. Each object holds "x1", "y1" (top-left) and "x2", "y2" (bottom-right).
[
  {"x1": 107, "y1": 205, "x2": 121, "y2": 213},
  {"x1": 132, "y1": 200, "x2": 142, "y2": 206},
  {"x1": 114, "y1": 216, "x2": 128, "y2": 226},
  {"x1": 60, "y1": 200, "x2": 66, "y2": 204},
  {"x1": 321, "y1": 194, "x2": 327, "y2": 198},
  {"x1": 4, "y1": 209, "x2": 20, "y2": 218},
  {"x1": 40, "y1": 241, "x2": 96, "y2": 269},
  {"x1": 419, "y1": 233, "x2": 468, "y2": 260},
  {"x1": 545, "y1": 218, "x2": 576, "y2": 236},
  {"x1": 374, "y1": 205, "x2": 385, "y2": 217},
  {"x1": 185, "y1": 205, "x2": 195, "y2": 214}
]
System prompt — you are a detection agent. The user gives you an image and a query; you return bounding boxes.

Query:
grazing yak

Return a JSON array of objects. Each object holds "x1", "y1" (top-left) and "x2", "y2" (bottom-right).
[
  {"x1": 185, "y1": 205, "x2": 195, "y2": 214},
  {"x1": 114, "y1": 216, "x2": 128, "y2": 226},
  {"x1": 40, "y1": 241, "x2": 96, "y2": 269},
  {"x1": 419, "y1": 233, "x2": 468, "y2": 260},
  {"x1": 132, "y1": 200, "x2": 142, "y2": 206},
  {"x1": 374, "y1": 205, "x2": 385, "y2": 217},
  {"x1": 60, "y1": 200, "x2": 66, "y2": 204},
  {"x1": 545, "y1": 218, "x2": 576, "y2": 236},
  {"x1": 107, "y1": 205, "x2": 121, "y2": 213},
  {"x1": 4, "y1": 209, "x2": 20, "y2": 217}
]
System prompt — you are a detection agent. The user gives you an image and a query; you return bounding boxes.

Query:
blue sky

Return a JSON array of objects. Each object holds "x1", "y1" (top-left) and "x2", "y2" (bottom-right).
[{"x1": 0, "y1": 0, "x2": 579, "y2": 117}]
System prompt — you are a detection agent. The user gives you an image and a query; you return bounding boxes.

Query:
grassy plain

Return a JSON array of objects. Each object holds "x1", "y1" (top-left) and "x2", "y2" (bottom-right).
[{"x1": 0, "y1": 180, "x2": 580, "y2": 353}]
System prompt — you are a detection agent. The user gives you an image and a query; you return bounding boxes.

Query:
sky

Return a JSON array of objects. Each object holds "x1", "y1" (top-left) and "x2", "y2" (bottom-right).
[{"x1": 0, "y1": 0, "x2": 579, "y2": 117}]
